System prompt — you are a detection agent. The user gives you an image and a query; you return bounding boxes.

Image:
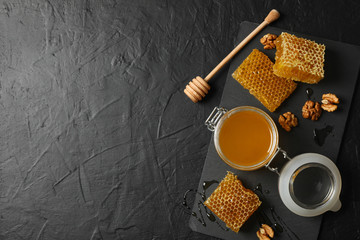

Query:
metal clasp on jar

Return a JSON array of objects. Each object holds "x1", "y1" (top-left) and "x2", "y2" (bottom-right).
[
  {"x1": 205, "y1": 107, "x2": 228, "y2": 131},
  {"x1": 265, "y1": 147, "x2": 291, "y2": 175}
]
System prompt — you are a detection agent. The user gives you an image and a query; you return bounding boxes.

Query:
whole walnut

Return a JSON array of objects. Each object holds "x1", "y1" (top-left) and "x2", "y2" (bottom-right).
[{"x1": 302, "y1": 100, "x2": 322, "y2": 121}]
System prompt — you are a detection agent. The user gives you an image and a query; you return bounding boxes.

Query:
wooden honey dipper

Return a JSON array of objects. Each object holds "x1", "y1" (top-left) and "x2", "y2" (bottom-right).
[{"x1": 184, "y1": 9, "x2": 280, "y2": 103}]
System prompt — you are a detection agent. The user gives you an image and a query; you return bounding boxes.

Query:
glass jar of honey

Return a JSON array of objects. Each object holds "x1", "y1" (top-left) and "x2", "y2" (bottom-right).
[{"x1": 206, "y1": 106, "x2": 278, "y2": 171}]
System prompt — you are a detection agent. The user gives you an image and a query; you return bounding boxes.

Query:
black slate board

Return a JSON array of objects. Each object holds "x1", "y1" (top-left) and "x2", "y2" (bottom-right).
[{"x1": 189, "y1": 22, "x2": 360, "y2": 240}]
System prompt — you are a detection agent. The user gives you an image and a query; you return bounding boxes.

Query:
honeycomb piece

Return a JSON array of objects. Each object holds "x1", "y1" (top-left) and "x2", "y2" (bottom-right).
[
  {"x1": 232, "y1": 49, "x2": 297, "y2": 112},
  {"x1": 273, "y1": 32, "x2": 325, "y2": 84},
  {"x1": 204, "y1": 172, "x2": 261, "y2": 233}
]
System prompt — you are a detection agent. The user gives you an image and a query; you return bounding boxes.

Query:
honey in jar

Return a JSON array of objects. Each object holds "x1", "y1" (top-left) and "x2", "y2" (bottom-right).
[{"x1": 214, "y1": 107, "x2": 278, "y2": 170}]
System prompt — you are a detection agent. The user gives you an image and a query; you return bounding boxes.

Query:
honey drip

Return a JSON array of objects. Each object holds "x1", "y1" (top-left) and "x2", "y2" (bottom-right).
[
  {"x1": 182, "y1": 181, "x2": 228, "y2": 231},
  {"x1": 254, "y1": 184, "x2": 300, "y2": 240}
]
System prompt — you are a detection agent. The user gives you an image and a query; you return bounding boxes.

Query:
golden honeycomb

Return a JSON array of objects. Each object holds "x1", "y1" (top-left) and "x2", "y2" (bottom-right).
[
  {"x1": 232, "y1": 49, "x2": 297, "y2": 112},
  {"x1": 273, "y1": 32, "x2": 325, "y2": 84},
  {"x1": 204, "y1": 172, "x2": 261, "y2": 233}
]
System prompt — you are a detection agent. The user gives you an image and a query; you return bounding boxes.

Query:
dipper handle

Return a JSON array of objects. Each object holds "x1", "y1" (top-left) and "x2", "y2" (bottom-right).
[
  {"x1": 184, "y1": 9, "x2": 280, "y2": 103},
  {"x1": 264, "y1": 9, "x2": 280, "y2": 24},
  {"x1": 205, "y1": 9, "x2": 280, "y2": 82}
]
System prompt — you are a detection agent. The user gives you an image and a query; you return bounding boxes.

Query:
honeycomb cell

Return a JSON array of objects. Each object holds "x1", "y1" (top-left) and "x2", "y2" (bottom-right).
[
  {"x1": 232, "y1": 49, "x2": 297, "y2": 112},
  {"x1": 273, "y1": 32, "x2": 325, "y2": 84},
  {"x1": 204, "y1": 172, "x2": 262, "y2": 233}
]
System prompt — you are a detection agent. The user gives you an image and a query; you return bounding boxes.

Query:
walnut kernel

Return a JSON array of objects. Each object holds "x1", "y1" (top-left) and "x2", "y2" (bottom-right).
[
  {"x1": 256, "y1": 224, "x2": 274, "y2": 240},
  {"x1": 321, "y1": 93, "x2": 339, "y2": 112},
  {"x1": 279, "y1": 112, "x2": 298, "y2": 132},
  {"x1": 262, "y1": 224, "x2": 274, "y2": 238},
  {"x1": 302, "y1": 100, "x2": 322, "y2": 121},
  {"x1": 260, "y1": 34, "x2": 277, "y2": 50}
]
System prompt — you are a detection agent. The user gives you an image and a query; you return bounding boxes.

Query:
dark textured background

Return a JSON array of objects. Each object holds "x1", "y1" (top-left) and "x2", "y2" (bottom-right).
[{"x1": 0, "y1": 1, "x2": 359, "y2": 239}]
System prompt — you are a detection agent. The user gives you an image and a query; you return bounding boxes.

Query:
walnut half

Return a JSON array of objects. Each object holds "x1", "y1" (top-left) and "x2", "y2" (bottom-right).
[
  {"x1": 279, "y1": 112, "x2": 298, "y2": 132},
  {"x1": 321, "y1": 93, "x2": 339, "y2": 112},
  {"x1": 256, "y1": 224, "x2": 274, "y2": 240}
]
